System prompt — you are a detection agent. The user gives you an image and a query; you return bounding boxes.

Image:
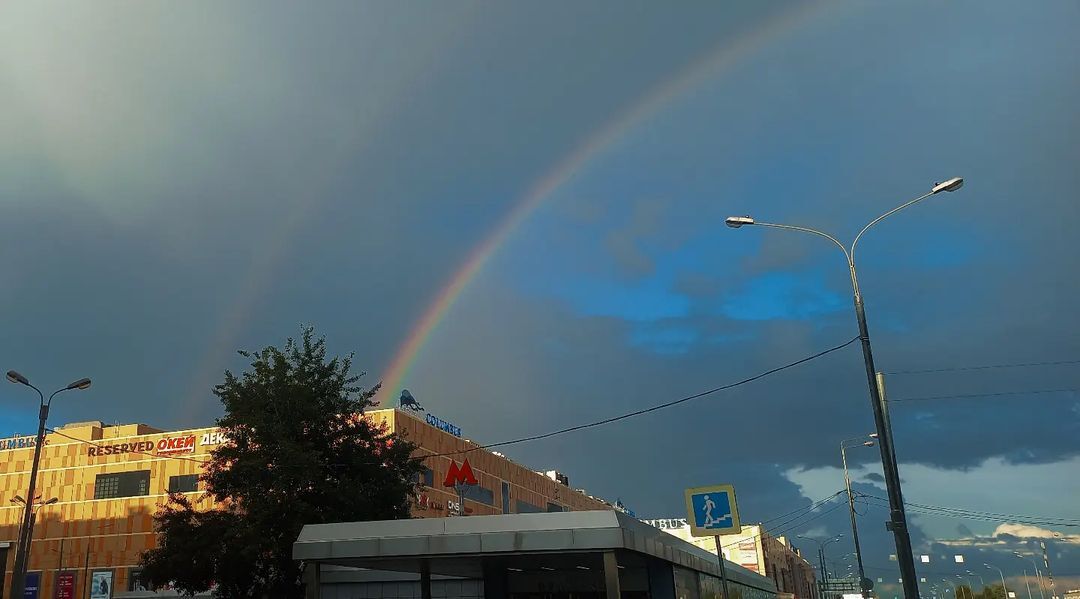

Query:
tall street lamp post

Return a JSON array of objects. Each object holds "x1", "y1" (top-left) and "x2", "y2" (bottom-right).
[
  {"x1": 727, "y1": 177, "x2": 965, "y2": 599},
  {"x1": 5, "y1": 370, "x2": 92, "y2": 597},
  {"x1": 986, "y1": 563, "x2": 1010, "y2": 599},
  {"x1": 842, "y1": 435, "x2": 876, "y2": 599},
  {"x1": 1014, "y1": 553, "x2": 1045, "y2": 599},
  {"x1": 798, "y1": 534, "x2": 844, "y2": 599}
]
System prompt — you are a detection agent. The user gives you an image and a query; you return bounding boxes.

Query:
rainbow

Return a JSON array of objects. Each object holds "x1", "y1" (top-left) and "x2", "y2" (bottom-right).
[{"x1": 378, "y1": 2, "x2": 829, "y2": 404}]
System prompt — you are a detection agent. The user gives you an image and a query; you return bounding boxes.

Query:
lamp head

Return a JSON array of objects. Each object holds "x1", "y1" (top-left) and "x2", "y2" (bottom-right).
[
  {"x1": 44, "y1": 497, "x2": 59, "y2": 506},
  {"x1": 66, "y1": 378, "x2": 92, "y2": 391},
  {"x1": 725, "y1": 216, "x2": 755, "y2": 229},
  {"x1": 863, "y1": 441, "x2": 875, "y2": 447},
  {"x1": 932, "y1": 177, "x2": 964, "y2": 193},
  {"x1": 6, "y1": 370, "x2": 30, "y2": 386}
]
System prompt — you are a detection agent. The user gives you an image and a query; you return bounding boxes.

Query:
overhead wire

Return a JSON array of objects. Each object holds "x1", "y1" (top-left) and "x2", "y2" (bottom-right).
[
  {"x1": 423, "y1": 335, "x2": 860, "y2": 459},
  {"x1": 889, "y1": 388, "x2": 1080, "y2": 403},
  {"x1": 853, "y1": 492, "x2": 1080, "y2": 527},
  {"x1": 39, "y1": 336, "x2": 860, "y2": 472},
  {"x1": 885, "y1": 359, "x2": 1080, "y2": 376}
]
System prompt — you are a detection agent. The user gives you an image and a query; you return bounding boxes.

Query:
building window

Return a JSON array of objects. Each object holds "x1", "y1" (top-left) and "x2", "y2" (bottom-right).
[
  {"x1": 168, "y1": 474, "x2": 199, "y2": 494},
  {"x1": 93, "y1": 470, "x2": 150, "y2": 499},
  {"x1": 515, "y1": 500, "x2": 542, "y2": 514},
  {"x1": 546, "y1": 502, "x2": 565, "y2": 512},
  {"x1": 128, "y1": 568, "x2": 150, "y2": 592},
  {"x1": 417, "y1": 467, "x2": 434, "y2": 488},
  {"x1": 465, "y1": 485, "x2": 494, "y2": 506},
  {"x1": 501, "y1": 481, "x2": 510, "y2": 514}
]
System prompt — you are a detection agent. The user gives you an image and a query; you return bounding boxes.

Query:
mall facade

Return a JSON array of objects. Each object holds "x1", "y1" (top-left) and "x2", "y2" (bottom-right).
[{"x1": 1, "y1": 408, "x2": 615, "y2": 598}]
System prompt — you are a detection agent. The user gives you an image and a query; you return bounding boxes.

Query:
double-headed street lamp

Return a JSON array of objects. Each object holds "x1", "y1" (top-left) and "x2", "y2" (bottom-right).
[
  {"x1": 1013, "y1": 553, "x2": 1045, "y2": 599},
  {"x1": 9, "y1": 495, "x2": 59, "y2": 550},
  {"x1": 6, "y1": 370, "x2": 92, "y2": 597},
  {"x1": 842, "y1": 434, "x2": 877, "y2": 599},
  {"x1": 798, "y1": 534, "x2": 844, "y2": 599},
  {"x1": 727, "y1": 177, "x2": 965, "y2": 599}
]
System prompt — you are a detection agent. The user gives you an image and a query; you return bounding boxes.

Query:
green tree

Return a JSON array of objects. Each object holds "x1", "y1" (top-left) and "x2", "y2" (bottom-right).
[{"x1": 140, "y1": 328, "x2": 422, "y2": 598}]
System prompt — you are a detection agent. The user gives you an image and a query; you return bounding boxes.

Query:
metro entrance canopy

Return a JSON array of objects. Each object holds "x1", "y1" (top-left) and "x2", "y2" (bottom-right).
[{"x1": 294, "y1": 510, "x2": 777, "y2": 599}]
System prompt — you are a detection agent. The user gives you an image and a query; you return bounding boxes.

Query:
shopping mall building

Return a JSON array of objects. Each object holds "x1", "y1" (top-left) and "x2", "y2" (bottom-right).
[{"x1": 1, "y1": 408, "x2": 616, "y2": 598}]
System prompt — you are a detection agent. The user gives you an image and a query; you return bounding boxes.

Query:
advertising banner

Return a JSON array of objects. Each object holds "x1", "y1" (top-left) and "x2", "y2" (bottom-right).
[
  {"x1": 54, "y1": 571, "x2": 76, "y2": 599},
  {"x1": 24, "y1": 572, "x2": 41, "y2": 599},
  {"x1": 90, "y1": 570, "x2": 113, "y2": 599}
]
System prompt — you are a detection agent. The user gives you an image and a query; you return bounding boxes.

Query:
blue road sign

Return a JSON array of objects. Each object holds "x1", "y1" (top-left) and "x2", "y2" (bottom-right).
[{"x1": 683, "y1": 484, "x2": 741, "y2": 537}]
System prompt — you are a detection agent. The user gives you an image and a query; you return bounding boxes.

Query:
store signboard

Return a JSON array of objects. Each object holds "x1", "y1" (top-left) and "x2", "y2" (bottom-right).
[{"x1": 2, "y1": 435, "x2": 47, "y2": 452}]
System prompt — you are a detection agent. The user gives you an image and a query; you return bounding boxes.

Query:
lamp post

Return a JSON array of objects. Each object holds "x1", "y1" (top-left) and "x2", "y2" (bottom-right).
[
  {"x1": 966, "y1": 571, "x2": 985, "y2": 596},
  {"x1": 842, "y1": 435, "x2": 876, "y2": 599},
  {"x1": 986, "y1": 564, "x2": 1009, "y2": 599},
  {"x1": 799, "y1": 534, "x2": 844, "y2": 599},
  {"x1": 1014, "y1": 553, "x2": 1045, "y2": 599},
  {"x1": 956, "y1": 575, "x2": 973, "y2": 599},
  {"x1": 726, "y1": 177, "x2": 964, "y2": 599},
  {"x1": 6, "y1": 370, "x2": 91, "y2": 597}
]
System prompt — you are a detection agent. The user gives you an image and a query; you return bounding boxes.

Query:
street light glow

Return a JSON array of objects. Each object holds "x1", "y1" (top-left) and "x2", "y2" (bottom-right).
[{"x1": 932, "y1": 177, "x2": 964, "y2": 193}]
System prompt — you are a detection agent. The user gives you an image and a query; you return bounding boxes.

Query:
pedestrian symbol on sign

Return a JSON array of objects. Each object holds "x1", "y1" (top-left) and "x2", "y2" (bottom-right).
[{"x1": 683, "y1": 484, "x2": 741, "y2": 537}]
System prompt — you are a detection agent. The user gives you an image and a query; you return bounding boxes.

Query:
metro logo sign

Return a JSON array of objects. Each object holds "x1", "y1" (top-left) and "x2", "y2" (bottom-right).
[{"x1": 443, "y1": 459, "x2": 478, "y2": 487}]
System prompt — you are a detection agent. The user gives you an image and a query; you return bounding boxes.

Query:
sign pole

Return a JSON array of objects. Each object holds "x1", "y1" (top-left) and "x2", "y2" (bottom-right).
[{"x1": 714, "y1": 536, "x2": 731, "y2": 599}]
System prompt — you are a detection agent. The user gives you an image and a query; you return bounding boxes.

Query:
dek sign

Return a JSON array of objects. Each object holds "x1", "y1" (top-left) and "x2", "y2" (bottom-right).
[{"x1": 683, "y1": 484, "x2": 741, "y2": 537}]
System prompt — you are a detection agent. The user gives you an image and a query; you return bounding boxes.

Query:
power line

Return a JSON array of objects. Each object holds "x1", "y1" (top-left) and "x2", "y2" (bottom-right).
[
  {"x1": 889, "y1": 388, "x2": 1080, "y2": 403},
  {"x1": 44, "y1": 337, "x2": 862, "y2": 487},
  {"x1": 854, "y1": 493, "x2": 1080, "y2": 527},
  {"x1": 885, "y1": 359, "x2": 1080, "y2": 376},
  {"x1": 757, "y1": 491, "x2": 846, "y2": 528},
  {"x1": 719, "y1": 492, "x2": 848, "y2": 551},
  {"x1": 425, "y1": 335, "x2": 861, "y2": 459}
]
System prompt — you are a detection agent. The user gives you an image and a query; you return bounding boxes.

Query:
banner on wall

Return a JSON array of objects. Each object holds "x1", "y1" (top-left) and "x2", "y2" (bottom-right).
[
  {"x1": 24, "y1": 572, "x2": 41, "y2": 599},
  {"x1": 54, "y1": 571, "x2": 76, "y2": 599},
  {"x1": 90, "y1": 570, "x2": 113, "y2": 599}
]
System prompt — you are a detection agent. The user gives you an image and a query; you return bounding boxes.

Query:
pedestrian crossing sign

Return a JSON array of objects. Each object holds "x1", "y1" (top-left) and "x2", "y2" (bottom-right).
[{"x1": 684, "y1": 484, "x2": 741, "y2": 537}]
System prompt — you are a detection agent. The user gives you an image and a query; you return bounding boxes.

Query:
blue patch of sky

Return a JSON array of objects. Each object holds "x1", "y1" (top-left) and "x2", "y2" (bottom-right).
[
  {"x1": 720, "y1": 271, "x2": 845, "y2": 321},
  {"x1": 629, "y1": 326, "x2": 699, "y2": 355}
]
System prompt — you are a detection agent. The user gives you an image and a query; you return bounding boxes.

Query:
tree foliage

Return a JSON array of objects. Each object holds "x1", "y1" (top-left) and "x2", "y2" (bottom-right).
[{"x1": 140, "y1": 328, "x2": 422, "y2": 598}]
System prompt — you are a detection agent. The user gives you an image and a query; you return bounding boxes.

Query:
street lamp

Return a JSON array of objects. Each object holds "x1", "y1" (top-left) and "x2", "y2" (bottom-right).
[
  {"x1": 726, "y1": 177, "x2": 965, "y2": 599},
  {"x1": 986, "y1": 564, "x2": 1010, "y2": 599},
  {"x1": 6, "y1": 371, "x2": 91, "y2": 597},
  {"x1": 1014, "y1": 553, "x2": 1045, "y2": 599},
  {"x1": 842, "y1": 435, "x2": 876, "y2": 599},
  {"x1": 798, "y1": 534, "x2": 844, "y2": 599},
  {"x1": 967, "y1": 570, "x2": 985, "y2": 595}
]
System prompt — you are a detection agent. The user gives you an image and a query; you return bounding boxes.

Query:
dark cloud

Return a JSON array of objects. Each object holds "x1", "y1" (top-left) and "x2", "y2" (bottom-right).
[{"x1": 1, "y1": 0, "x2": 1078, "y2": 579}]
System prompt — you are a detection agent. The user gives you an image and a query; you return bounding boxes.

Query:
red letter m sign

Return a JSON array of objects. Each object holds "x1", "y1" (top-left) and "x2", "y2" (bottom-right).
[{"x1": 444, "y1": 459, "x2": 478, "y2": 487}]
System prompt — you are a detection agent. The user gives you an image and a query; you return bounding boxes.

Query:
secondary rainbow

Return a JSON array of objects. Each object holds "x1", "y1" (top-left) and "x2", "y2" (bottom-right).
[{"x1": 379, "y1": 2, "x2": 829, "y2": 404}]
